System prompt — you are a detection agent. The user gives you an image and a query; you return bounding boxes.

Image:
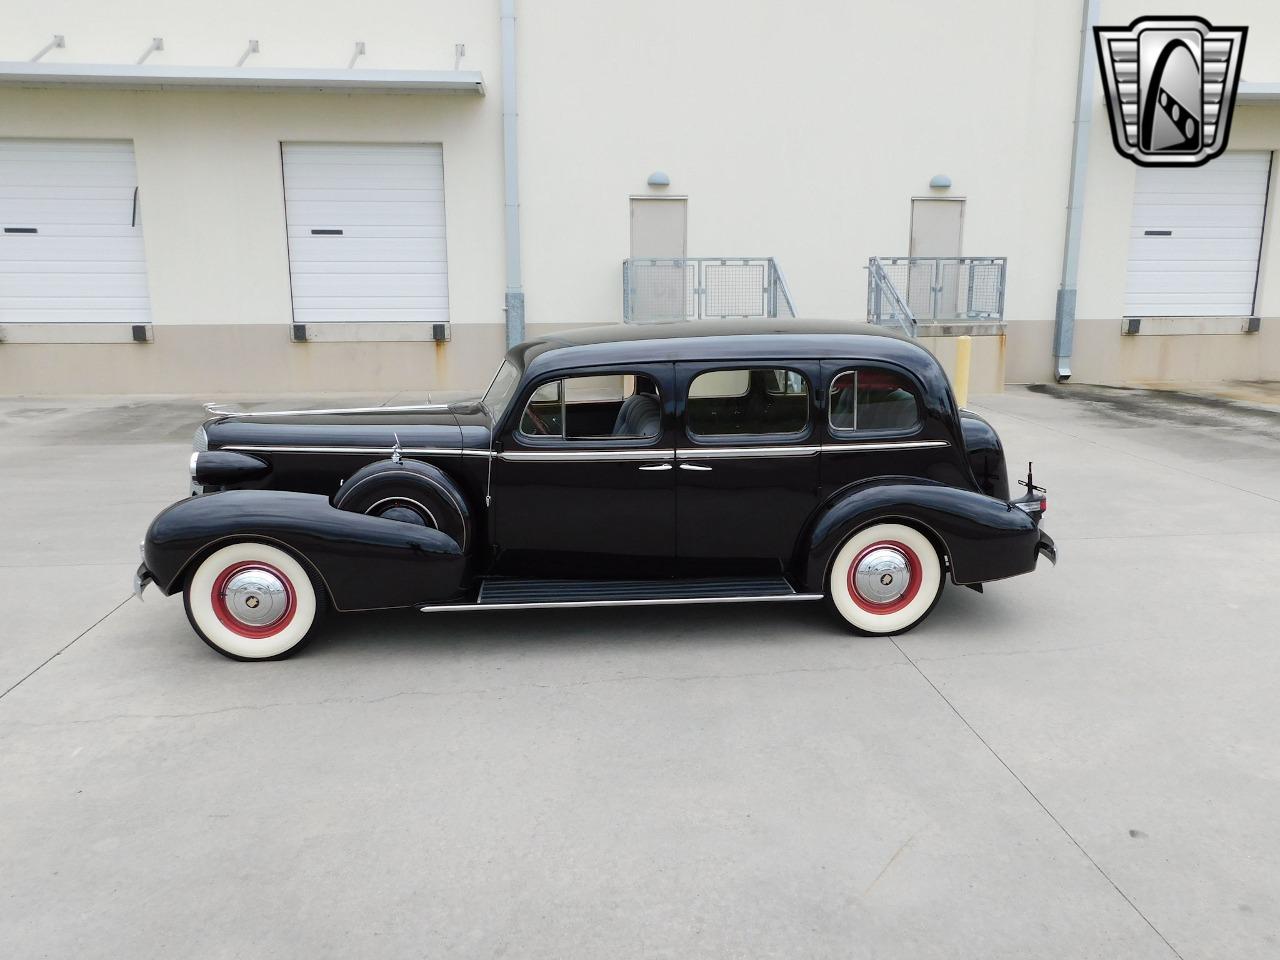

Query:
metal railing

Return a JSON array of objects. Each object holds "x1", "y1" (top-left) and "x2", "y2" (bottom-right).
[
  {"x1": 867, "y1": 257, "x2": 918, "y2": 336},
  {"x1": 623, "y1": 257, "x2": 797, "y2": 323},
  {"x1": 867, "y1": 256, "x2": 1007, "y2": 335}
]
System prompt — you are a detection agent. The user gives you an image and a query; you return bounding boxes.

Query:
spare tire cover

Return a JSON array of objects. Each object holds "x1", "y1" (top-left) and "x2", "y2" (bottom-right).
[{"x1": 332, "y1": 459, "x2": 472, "y2": 553}]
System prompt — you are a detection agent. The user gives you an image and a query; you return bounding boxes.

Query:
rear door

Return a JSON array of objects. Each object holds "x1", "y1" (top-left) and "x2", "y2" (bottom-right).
[{"x1": 674, "y1": 362, "x2": 821, "y2": 575}]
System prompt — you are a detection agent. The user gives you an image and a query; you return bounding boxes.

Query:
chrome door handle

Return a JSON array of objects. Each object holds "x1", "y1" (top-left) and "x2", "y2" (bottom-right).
[
  {"x1": 638, "y1": 463, "x2": 672, "y2": 471},
  {"x1": 679, "y1": 463, "x2": 712, "y2": 472}
]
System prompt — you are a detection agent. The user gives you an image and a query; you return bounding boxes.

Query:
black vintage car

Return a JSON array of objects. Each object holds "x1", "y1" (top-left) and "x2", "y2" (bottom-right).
[{"x1": 136, "y1": 319, "x2": 1055, "y2": 660}]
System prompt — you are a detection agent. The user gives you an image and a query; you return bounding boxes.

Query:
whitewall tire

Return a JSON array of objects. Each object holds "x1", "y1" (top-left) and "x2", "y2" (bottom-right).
[
  {"x1": 183, "y1": 542, "x2": 323, "y2": 660},
  {"x1": 826, "y1": 523, "x2": 944, "y2": 636}
]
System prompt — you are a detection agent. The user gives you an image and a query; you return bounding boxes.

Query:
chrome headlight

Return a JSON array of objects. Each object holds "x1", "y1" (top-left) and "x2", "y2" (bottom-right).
[{"x1": 192, "y1": 424, "x2": 209, "y2": 452}]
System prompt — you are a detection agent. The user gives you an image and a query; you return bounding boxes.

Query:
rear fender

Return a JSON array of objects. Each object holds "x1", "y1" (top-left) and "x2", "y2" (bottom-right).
[
  {"x1": 143, "y1": 489, "x2": 465, "y2": 611},
  {"x1": 800, "y1": 480, "x2": 1042, "y2": 590}
]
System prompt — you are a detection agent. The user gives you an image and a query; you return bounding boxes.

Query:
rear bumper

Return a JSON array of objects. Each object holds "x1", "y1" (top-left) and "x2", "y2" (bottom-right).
[{"x1": 1036, "y1": 528, "x2": 1058, "y2": 566}]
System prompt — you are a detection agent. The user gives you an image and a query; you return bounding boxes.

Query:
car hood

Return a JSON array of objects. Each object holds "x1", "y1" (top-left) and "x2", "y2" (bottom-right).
[{"x1": 203, "y1": 399, "x2": 475, "y2": 453}]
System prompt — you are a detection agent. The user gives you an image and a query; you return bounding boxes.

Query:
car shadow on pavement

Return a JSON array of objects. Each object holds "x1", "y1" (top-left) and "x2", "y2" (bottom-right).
[
  {"x1": 308, "y1": 599, "x2": 844, "y2": 659},
  {"x1": 296, "y1": 578, "x2": 1002, "y2": 662}
]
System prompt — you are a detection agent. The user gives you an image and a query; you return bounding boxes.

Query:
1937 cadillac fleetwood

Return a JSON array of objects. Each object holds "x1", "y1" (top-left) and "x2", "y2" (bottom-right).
[{"x1": 136, "y1": 319, "x2": 1055, "y2": 660}]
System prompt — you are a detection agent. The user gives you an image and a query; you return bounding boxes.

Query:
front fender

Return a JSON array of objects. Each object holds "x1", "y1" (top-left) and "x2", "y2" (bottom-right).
[
  {"x1": 801, "y1": 480, "x2": 1043, "y2": 590},
  {"x1": 143, "y1": 489, "x2": 466, "y2": 611}
]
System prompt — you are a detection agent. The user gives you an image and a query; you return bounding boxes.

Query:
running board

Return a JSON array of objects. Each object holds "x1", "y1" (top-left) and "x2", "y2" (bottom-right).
[{"x1": 419, "y1": 576, "x2": 823, "y2": 612}]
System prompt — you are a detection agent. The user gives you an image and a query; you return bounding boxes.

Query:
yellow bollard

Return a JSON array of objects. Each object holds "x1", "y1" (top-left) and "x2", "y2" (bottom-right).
[{"x1": 953, "y1": 335, "x2": 972, "y2": 410}]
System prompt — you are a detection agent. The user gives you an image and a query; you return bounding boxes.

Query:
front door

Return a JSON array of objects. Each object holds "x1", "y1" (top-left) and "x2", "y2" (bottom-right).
[
  {"x1": 674, "y1": 362, "x2": 821, "y2": 576},
  {"x1": 490, "y1": 363, "x2": 676, "y2": 578}
]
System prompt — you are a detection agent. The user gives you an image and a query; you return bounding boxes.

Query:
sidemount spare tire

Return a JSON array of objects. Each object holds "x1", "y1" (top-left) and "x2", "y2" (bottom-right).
[{"x1": 332, "y1": 459, "x2": 472, "y2": 553}]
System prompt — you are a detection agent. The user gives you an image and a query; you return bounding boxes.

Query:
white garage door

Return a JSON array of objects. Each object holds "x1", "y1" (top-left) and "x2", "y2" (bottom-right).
[
  {"x1": 0, "y1": 139, "x2": 150, "y2": 324},
  {"x1": 1125, "y1": 151, "x2": 1272, "y2": 317},
  {"x1": 281, "y1": 143, "x2": 450, "y2": 324}
]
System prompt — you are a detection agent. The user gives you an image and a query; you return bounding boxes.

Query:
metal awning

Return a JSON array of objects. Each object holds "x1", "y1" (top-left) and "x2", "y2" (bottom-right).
[
  {"x1": 1237, "y1": 82, "x2": 1280, "y2": 102},
  {"x1": 0, "y1": 61, "x2": 484, "y2": 94}
]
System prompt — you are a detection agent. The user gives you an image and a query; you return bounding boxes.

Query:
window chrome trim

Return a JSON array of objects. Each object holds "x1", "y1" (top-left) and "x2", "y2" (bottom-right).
[
  {"x1": 499, "y1": 448, "x2": 676, "y2": 463},
  {"x1": 221, "y1": 444, "x2": 463, "y2": 456},
  {"x1": 676, "y1": 445, "x2": 821, "y2": 459},
  {"x1": 820, "y1": 440, "x2": 949, "y2": 453},
  {"x1": 686, "y1": 365, "x2": 811, "y2": 441},
  {"x1": 827, "y1": 366, "x2": 925, "y2": 436}
]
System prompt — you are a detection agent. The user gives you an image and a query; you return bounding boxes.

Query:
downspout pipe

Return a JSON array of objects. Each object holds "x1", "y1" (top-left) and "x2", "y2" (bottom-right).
[
  {"x1": 501, "y1": 0, "x2": 525, "y2": 347},
  {"x1": 1053, "y1": 0, "x2": 1100, "y2": 381}
]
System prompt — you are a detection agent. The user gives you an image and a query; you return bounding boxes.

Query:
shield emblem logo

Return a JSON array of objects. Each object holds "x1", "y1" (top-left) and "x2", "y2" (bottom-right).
[{"x1": 1094, "y1": 16, "x2": 1248, "y2": 167}]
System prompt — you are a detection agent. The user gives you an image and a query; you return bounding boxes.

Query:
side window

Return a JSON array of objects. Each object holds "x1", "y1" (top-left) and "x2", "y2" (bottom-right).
[
  {"x1": 829, "y1": 369, "x2": 921, "y2": 433},
  {"x1": 687, "y1": 367, "x2": 809, "y2": 438},
  {"x1": 518, "y1": 374, "x2": 662, "y2": 441},
  {"x1": 520, "y1": 380, "x2": 563, "y2": 436}
]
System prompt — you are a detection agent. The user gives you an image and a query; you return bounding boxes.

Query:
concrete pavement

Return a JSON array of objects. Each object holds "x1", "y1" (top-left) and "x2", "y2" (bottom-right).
[{"x1": 1, "y1": 386, "x2": 1278, "y2": 959}]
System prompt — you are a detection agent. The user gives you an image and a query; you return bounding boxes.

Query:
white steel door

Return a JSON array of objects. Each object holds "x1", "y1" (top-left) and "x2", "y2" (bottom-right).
[
  {"x1": 628, "y1": 197, "x2": 688, "y2": 321},
  {"x1": 907, "y1": 198, "x2": 965, "y2": 319},
  {"x1": 0, "y1": 139, "x2": 150, "y2": 324},
  {"x1": 281, "y1": 142, "x2": 450, "y2": 324},
  {"x1": 1125, "y1": 151, "x2": 1271, "y2": 316}
]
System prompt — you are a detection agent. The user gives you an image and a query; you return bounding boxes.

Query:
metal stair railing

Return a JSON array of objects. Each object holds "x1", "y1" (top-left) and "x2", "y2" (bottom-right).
[
  {"x1": 867, "y1": 256, "x2": 1008, "y2": 335},
  {"x1": 866, "y1": 256, "x2": 918, "y2": 336},
  {"x1": 623, "y1": 257, "x2": 797, "y2": 322}
]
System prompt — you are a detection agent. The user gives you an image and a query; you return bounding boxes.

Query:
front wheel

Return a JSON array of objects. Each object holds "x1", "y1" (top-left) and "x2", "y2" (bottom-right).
[
  {"x1": 183, "y1": 542, "x2": 325, "y2": 660},
  {"x1": 826, "y1": 523, "x2": 944, "y2": 636}
]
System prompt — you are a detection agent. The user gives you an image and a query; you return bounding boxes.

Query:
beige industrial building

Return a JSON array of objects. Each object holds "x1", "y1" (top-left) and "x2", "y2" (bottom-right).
[{"x1": 2, "y1": 0, "x2": 1280, "y2": 395}]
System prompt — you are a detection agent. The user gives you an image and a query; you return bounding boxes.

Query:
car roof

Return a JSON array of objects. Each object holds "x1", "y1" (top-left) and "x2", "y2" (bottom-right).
[{"x1": 510, "y1": 318, "x2": 933, "y2": 375}]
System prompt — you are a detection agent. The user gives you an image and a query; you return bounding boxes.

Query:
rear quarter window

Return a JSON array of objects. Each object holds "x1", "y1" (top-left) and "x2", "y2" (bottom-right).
[{"x1": 829, "y1": 369, "x2": 921, "y2": 433}]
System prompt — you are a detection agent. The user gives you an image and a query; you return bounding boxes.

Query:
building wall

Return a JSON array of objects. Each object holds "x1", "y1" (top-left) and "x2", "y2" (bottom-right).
[
  {"x1": 1005, "y1": 0, "x2": 1280, "y2": 385},
  {"x1": 2, "y1": 0, "x2": 1280, "y2": 394},
  {"x1": 0, "y1": 0, "x2": 511, "y2": 393}
]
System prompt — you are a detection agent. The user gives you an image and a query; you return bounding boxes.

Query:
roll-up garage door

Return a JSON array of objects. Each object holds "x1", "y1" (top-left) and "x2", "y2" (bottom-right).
[
  {"x1": 281, "y1": 143, "x2": 450, "y2": 324},
  {"x1": 0, "y1": 139, "x2": 150, "y2": 323},
  {"x1": 1125, "y1": 151, "x2": 1272, "y2": 317}
]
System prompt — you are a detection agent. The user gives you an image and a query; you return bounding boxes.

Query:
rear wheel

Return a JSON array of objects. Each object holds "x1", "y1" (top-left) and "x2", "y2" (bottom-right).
[
  {"x1": 826, "y1": 523, "x2": 944, "y2": 636},
  {"x1": 183, "y1": 542, "x2": 325, "y2": 660}
]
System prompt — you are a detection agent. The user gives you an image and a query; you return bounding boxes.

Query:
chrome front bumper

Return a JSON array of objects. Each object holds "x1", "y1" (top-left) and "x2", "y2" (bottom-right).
[{"x1": 134, "y1": 562, "x2": 154, "y2": 600}]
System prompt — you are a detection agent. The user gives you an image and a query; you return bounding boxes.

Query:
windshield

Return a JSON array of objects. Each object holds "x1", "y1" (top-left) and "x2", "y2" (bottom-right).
[{"x1": 481, "y1": 360, "x2": 522, "y2": 423}]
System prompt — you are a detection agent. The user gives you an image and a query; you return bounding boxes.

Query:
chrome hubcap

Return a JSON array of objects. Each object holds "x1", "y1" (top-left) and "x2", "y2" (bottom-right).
[
  {"x1": 854, "y1": 547, "x2": 911, "y2": 605},
  {"x1": 222, "y1": 568, "x2": 290, "y2": 627}
]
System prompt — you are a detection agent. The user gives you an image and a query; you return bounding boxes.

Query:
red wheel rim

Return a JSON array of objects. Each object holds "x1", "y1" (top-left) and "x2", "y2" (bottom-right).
[
  {"x1": 210, "y1": 561, "x2": 297, "y2": 639},
  {"x1": 847, "y1": 540, "x2": 922, "y2": 615}
]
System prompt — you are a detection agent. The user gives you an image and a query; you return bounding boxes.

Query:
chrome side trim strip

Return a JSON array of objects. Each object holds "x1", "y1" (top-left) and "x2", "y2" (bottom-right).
[
  {"x1": 676, "y1": 445, "x2": 821, "y2": 459},
  {"x1": 821, "y1": 440, "x2": 950, "y2": 453},
  {"x1": 204, "y1": 402, "x2": 455, "y2": 418},
  {"x1": 222, "y1": 445, "x2": 463, "y2": 456},
  {"x1": 498, "y1": 448, "x2": 675, "y2": 462},
  {"x1": 420, "y1": 593, "x2": 825, "y2": 613},
  {"x1": 218, "y1": 440, "x2": 947, "y2": 459}
]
